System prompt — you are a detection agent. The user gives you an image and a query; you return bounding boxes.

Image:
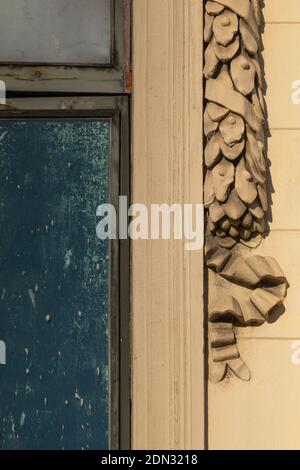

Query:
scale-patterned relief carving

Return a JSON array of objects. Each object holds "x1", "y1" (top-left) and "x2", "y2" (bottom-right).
[{"x1": 203, "y1": 0, "x2": 288, "y2": 382}]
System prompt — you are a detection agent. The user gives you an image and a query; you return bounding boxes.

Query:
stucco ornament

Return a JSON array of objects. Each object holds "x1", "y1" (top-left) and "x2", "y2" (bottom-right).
[{"x1": 203, "y1": 0, "x2": 288, "y2": 382}]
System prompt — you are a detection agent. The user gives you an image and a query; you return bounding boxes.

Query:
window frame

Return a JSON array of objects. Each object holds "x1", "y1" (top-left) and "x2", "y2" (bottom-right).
[
  {"x1": 0, "y1": 95, "x2": 131, "y2": 450},
  {"x1": 0, "y1": 0, "x2": 131, "y2": 94}
]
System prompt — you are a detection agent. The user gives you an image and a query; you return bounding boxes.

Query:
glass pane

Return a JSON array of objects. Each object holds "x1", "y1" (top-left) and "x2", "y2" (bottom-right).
[
  {"x1": 0, "y1": 120, "x2": 111, "y2": 450},
  {"x1": 0, "y1": 0, "x2": 111, "y2": 64}
]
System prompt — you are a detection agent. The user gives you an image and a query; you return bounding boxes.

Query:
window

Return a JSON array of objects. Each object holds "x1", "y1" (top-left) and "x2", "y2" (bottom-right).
[
  {"x1": 0, "y1": 0, "x2": 131, "y2": 452},
  {"x1": 0, "y1": 0, "x2": 112, "y2": 65},
  {"x1": 0, "y1": 0, "x2": 130, "y2": 94}
]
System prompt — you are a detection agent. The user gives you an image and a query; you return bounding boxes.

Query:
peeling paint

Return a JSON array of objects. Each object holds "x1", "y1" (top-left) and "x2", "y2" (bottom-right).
[
  {"x1": 20, "y1": 412, "x2": 26, "y2": 429},
  {"x1": 1, "y1": 288, "x2": 6, "y2": 301},
  {"x1": 28, "y1": 289, "x2": 36, "y2": 308},
  {"x1": 0, "y1": 120, "x2": 110, "y2": 450}
]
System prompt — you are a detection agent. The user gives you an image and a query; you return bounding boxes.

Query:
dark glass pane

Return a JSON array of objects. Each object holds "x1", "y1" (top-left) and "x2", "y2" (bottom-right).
[
  {"x1": 0, "y1": 120, "x2": 111, "y2": 450},
  {"x1": 0, "y1": 0, "x2": 111, "y2": 64}
]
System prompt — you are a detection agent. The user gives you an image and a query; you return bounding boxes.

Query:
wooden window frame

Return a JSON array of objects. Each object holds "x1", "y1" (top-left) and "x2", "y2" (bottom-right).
[
  {"x1": 0, "y1": 0, "x2": 131, "y2": 94},
  {"x1": 0, "y1": 0, "x2": 132, "y2": 450},
  {"x1": 0, "y1": 96, "x2": 131, "y2": 450}
]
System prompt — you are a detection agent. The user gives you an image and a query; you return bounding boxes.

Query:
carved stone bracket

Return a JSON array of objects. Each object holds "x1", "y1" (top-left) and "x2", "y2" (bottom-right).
[{"x1": 203, "y1": 0, "x2": 288, "y2": 382}]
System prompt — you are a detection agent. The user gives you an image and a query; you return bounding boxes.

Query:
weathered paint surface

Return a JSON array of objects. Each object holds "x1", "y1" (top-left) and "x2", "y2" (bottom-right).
[{"x1": 0, "y1": 120, "x2": 110, "y2": 450}]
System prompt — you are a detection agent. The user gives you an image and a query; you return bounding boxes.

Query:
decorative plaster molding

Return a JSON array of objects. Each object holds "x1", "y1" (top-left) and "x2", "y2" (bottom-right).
[{"x1": 203, "y1": 0, "x2": 288, "y2": 382}]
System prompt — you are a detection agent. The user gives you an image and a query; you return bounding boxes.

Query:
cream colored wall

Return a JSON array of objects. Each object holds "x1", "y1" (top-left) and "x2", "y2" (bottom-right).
[
  {"x1": 132, "y1": 0, "x2": 204, "y2": 450},
  {"x1": 209, "y1": 0, "x2": 300, "y2": 450}
]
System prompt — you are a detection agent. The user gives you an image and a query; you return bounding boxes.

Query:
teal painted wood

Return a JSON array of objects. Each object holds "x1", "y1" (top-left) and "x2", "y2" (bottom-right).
[{"x1": 0, "y1": 120, "x2": 110, "y2": 450}]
